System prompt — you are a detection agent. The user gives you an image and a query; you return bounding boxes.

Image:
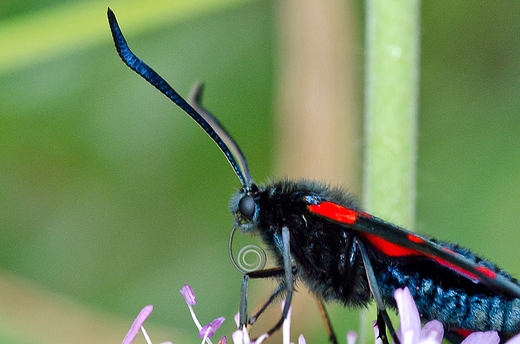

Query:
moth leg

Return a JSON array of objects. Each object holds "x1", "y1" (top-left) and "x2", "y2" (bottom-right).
[
  {"x1": 247, "y1": 268, "x2": 285, "y2": 325},
  {"x1": 239, "y1": 227, "x2": 294, "y2": 338},
  {"x1": 261, "y1": 227, "x2": 295, "y2": 337},
  {"x1": 375, "y1": 311, "x2": 392, "y2": 344},
  {"x1": 249, "y1": 276, "x2": 285, "y2": 326},
  {"x1": 265, "y1": 227, "x2": 294, "y2": 336},
  {"x1": 316, "y1": 297, "x2": 339, "y2": 344},
  {"x1": 356, "y1": 239, "x2": 399, "y2": 344},
  {"x1": 239, "y1": 267, "x2": 284, "y2": 329}
]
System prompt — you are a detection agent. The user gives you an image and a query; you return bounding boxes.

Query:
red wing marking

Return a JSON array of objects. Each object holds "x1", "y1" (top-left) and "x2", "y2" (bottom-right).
[
  {"x1": 431, "y1": 256, "x2": 478, "y2": 281},
  {"x1": 426, "y1": 247, "x2": 478, "y2": 281},
  {"x1": 358, "y1": 211, "x2": 371, "y2": 218},
  {"x1": 363, "y1": 233, "x2": 419, "y2": 257},
  {"x1": 454, "y1": 329, "x2": 472, "y2": 338},
  {"x1": 476, "y1": 266, "x2": 497, "y2": 279},
  {"x1": 407, "y1": 234, "x2": 425, "y2": 244},
  {"x1": 308, "y1": 201, "x2": 494, "y2": 282},
  {"x1": 307, "y1": 202, "x2": 358, "y2": 225},
  {"x1": 365, "y1": 233, "x2": 488, "y2": 281}
]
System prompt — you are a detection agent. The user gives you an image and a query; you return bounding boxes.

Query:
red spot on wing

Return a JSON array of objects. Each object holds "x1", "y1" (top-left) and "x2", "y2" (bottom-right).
[
  {"x1": 364, "y1": 235, "x2": 488, "y2": 282},
  {"x1": 307, "y1": 201, "x2": 358, "y2": 225},
  {"x1": 407, "y1": 234, "x2": 425, "y2": 244},
  {"x1": 358, "y1": 211, "x2": 371, "y2": 218},
  {"x1": 427, "y1": 248, "x2": 478, "y2": 281},
  {"x1": 363, "y1": 233, "x2": 419, "y2": 257},
  {"x1": 454, "y1": 329, "x2": 472, "y2": 338},
  {"x1": 430, "y1": 256, "x2": 478, "y2": 281},
  {"x1": 477, "y1": 266, "x2": 497, "y2": 279}
]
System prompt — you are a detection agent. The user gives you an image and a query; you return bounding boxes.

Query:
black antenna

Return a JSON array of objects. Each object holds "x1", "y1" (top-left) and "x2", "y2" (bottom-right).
[
  {"x1": 107, "y1": 8, "x2": 253, "y2": 188},
  {"x1": 187, "y1": 82, "x2": 252, "y2": 186}
]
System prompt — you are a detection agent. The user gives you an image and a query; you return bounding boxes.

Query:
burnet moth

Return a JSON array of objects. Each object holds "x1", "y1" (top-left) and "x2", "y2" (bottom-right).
[{"x1": 107, "y1": 9, "x2": 520, "y2": 344}]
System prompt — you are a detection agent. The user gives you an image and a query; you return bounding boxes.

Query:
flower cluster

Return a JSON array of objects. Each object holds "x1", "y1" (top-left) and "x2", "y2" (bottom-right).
[
  {"x1": 121, "y1": 285, "x2": 226, "y2": 344},
  {"x1": 387, "y1": 287, "x2": 520, "y2": 344},
  {"x1": 121, "y1": 285, "x2": 520, "y2": 344}
]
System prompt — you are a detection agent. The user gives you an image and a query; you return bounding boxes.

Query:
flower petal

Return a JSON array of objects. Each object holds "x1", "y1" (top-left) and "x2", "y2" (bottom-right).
[
  {"x1": 199, "y1": 317, "x2": 225, "y2": 338},
  {"x1": 281, "y1": 300, "x2": 292, "y2": 344},
  {"x1": 255, "y1": 333, "x2": 269, "y2": 344},
  {"x1": 180, "y1": 284, "x2": 197, "y2": 305},
  {"x1": 506, "y1": 333, "x2": 520, "y2": 344},
  {"x1": 461, "y1": 331, "x2": 499, "y2": 344},
  {"x1": 420, "y1": 320, "x2": 444, "y2": 343},
  {"x1": 232, "y1": 329, "x2": 249, "y2": 344},
  {"x1": 346, "y1": 331, "x2": 358, "y2": 344},
  {"x1": 122, "y1": 305, "x2": 153, "y2": 344},
  {"x1": 394, "y1": 288, "x2": 421, "y2": 343},
  {"x1": 372, "y1": 321, "x2": 383, "y2": 344}
]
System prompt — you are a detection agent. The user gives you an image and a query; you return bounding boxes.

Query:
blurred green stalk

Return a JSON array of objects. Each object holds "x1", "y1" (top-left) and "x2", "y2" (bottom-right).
[{"x1": 360, "y1": 0, "x2": 420, "y2": 342}]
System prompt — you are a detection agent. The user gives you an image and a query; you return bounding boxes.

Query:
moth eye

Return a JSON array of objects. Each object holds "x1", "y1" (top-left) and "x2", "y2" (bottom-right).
[{"x1": 238, "y1": 195, "x2": 256, "y2": 220}]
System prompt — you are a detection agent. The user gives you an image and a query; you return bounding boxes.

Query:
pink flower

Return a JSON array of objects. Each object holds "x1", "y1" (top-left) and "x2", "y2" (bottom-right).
[
  {"x1": 368, "y1": 287, "x2": 520, "y2": 344},
  {"x1": 121, "y1": 284, "x2": 520, "y2": 344},
  {"x1": 121, "y1": 305, "x2": 155, "y2": 344},
  {"x1": 231, "y1": 300, "x2": 297, "y2": 344},
  {"x1": 392, "y1": 287, "x2": 444, "y2": 344},
  {"x1": 343, "y1": 287, "x2": 520, "y2": 344},
  {"x1": 121, "y1": 305, "x2": 173, "y2": 344},
  {"x1": 179, "y1": 284, "x2": 225, "y2": 344},
  {"x1": 121, "y1": 285, "x2": 225, "y2": 344}
]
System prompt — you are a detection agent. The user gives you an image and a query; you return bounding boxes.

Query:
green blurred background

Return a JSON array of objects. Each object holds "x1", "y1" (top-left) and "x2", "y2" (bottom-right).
[{"x1": 1, "y1": 1, "x2": 519, "y2": 343}]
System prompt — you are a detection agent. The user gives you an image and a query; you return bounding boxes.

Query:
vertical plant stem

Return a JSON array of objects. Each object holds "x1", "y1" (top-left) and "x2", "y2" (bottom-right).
[
  {"x1": 276, "y1": 0, "x2": 360, "y2": 338},
  {"x1": 360, "y1": 0, "x2": 420, "y2": 342}
]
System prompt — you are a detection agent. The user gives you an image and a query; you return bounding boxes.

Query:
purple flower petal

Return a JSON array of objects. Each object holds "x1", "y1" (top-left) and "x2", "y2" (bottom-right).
[
  {"x1": 420, "y1": 320, "x2": 444, "y2": 342},
  {"x1": 255, "y1": 333, "x2": 269, "y2": 344},
  {"x1": 281, "y1": 299, "x2": 292, "y2": 344},
  {"x1": 122, "y1": 305, "x2": 153, "y2": 344},
  {"x1": 298, "y1": 334, "x2": 306, "y2": 344},
  {"x1": 180, "y1": 284, "x2": 197, "y2": 305},
  {"x1": 199, "y1": 316, "x2": 225, "y2": 338},
  {"x1": 371, "y1": 321, "x2": 383, "y2": 344},
  {"x1": 506, "y1": 333, "x2": 520, "y2": 344},
  {"x1": 218, "y1": 336, "x2": 227, "y2": 344},
  {"x1": 394, "y1": 287, "x2": 421, "y2": 342},
  {"x1": 461, "y1": 331, "x2": 499, "y2": 344},
  {"x1": 232, "y1": 329, "x2": 249, "y2": 344},
  {"x1": 346, "y1": 331, "x2": 358, "y2": 344}
]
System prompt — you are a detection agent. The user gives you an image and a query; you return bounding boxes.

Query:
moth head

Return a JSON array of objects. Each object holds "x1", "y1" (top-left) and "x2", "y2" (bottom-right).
[{"x1": 230, "y1": 184, "x2": 260, "y2": 233}]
